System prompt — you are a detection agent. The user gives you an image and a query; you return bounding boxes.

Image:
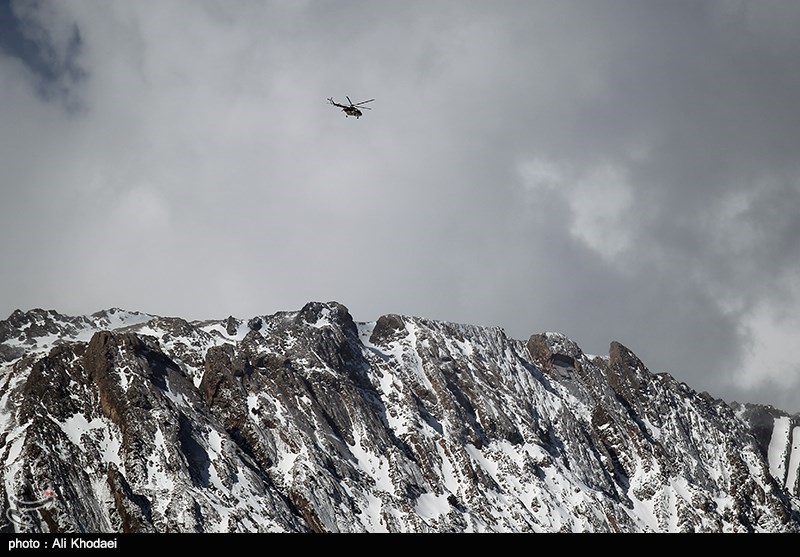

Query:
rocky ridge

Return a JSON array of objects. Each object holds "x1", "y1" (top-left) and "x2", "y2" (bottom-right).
[{"x1": 1, "y1": 302, "x2": 798, "y2": 532}]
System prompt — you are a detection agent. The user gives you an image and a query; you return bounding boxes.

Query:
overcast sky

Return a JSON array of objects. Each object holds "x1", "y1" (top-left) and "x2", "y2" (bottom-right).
[{"x1": 2, "y1": 0, "x2": 799, "y2": 413}]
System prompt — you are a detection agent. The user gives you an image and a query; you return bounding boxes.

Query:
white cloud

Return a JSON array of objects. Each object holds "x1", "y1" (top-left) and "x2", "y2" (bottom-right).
[
  {"x1": 518, "y1": 158, "x2": 634, "y2": 261},
  {"x1": 733, "y1": 297, "x2": 800, "y2": 409},
  {"x1": 569, "y1": 164, "x2": 633, "y2": 260}
]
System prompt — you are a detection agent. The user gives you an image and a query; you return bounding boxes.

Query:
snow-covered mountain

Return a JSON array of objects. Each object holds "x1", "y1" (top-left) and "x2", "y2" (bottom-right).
[{"x1": 1, "y1": 302, "x2": 798, "y2": 532}]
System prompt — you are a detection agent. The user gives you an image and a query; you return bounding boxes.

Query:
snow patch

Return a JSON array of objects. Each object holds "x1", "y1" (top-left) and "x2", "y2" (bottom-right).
[
  {"x1": 146, "y1": 427, "x2": 176, "y2": 495},
  {"x1": 360, "y1": 490, "x2": 389, "y2": 532},
  {"x1": 206, "y1": 428, "x2": 227, "y2": 492},
  {"x1": 5, "y1": 425, "x2": 28, "y2": 466},
  {"x1": 58, "y1": 412, "x2": 122, "y2": 467},
  {"x1": 786, "y1": 426, "x2": 800, "y2": 493},
  {"x1": 768, "y1": 416, "x2": 791, "y2": 482},
  {"x1": 308, "y1": 307, "x2": 333, "y2": 328},
  {"x1": 415, "y1": 492, "x2": 451, "y2": 521},
  {"x1": 199, "y1": 319, "x2": 249, "y2": 342},
  {"x1": 94, "y1": 309, "x2": 154, "y2": 330},
  {"x1": 348, "y1": 429, "x2": 395, "y2": 496}
]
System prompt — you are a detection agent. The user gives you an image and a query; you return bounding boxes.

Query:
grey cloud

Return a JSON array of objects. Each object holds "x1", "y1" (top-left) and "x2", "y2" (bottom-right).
[{"x1": 1, "y1": 1, "x2": 799, "y2": 412}]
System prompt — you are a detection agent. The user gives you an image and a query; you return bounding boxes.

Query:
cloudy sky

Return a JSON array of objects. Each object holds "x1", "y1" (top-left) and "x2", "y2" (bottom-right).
[{"x1": 1, "y1": 0, "x2": 799, "y2": 412}]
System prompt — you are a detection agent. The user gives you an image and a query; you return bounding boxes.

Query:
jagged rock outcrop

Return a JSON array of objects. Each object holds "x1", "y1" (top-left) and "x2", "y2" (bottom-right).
[{"x1": 0, "y1": 302, "x2": 798, "y2": 532}]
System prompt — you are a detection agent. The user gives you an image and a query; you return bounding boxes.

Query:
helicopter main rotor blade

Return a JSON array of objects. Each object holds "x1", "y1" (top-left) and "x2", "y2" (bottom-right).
[
  {"x1": 346, "y1": 96, "x2": 354, "y2": 106},
  {"x1": 353, "y1": 99, "x2": 375, "y2": 106}
]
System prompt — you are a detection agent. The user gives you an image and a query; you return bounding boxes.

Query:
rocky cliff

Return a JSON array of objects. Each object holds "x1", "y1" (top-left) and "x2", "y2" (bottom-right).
[{"x1": 1, "y1": 303, "x2": 798, "y2": 532}]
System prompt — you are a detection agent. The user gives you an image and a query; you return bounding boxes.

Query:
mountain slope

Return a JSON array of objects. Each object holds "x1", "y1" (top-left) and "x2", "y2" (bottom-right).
[{"x1": 1, "y1": 302, "x2": 798, "y2": 532}]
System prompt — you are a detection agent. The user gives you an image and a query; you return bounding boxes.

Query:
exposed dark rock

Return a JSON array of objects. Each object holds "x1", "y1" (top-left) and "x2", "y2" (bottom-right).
[
  {"x1": 0, "y1": 344, "x2": 24, "y2": 362},
  {"x1": 106, "y1": 465, "x2": 155, "y2": 533},
  {"x1": 369, "y1": 314, "x2": 406, "y2": 344}
]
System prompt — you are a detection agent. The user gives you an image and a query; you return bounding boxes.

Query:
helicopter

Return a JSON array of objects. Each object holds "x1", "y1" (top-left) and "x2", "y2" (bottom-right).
[{"x1": 328, "y1": 96, "x2": 374, "y2": 119}]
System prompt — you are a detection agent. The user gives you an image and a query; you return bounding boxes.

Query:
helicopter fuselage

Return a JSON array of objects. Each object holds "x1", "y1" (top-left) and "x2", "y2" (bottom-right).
[{"x1": 328, "y1": 97, "x2": 371, "y2": 119}]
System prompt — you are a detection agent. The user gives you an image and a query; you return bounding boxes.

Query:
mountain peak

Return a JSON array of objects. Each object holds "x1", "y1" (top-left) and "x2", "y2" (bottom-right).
[{"x1": 1, "y1": 303, "x2": 798, "y2": 532}]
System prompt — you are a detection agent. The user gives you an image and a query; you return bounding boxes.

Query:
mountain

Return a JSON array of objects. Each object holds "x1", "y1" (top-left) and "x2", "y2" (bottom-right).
[{"x1": 1, "y1": 302, "x2": 798, "y2": 533}]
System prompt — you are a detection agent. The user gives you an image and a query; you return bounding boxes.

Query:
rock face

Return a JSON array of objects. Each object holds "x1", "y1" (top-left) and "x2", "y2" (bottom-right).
[{"x1": 0, "y1": 302, "x2": 798, "y2": 532}]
